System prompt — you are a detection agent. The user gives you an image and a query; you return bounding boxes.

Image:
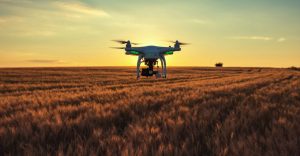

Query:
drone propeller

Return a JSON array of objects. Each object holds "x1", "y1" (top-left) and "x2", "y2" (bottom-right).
[
  {"x1": 110, "y1": 47, "x2": 126, "y2": 49},
  {"x1": 166, "y1": 40, "x2": 190, "y2": 45},
  {"x1": 112, "y1": 40, "x2": 139, "y2": 45}
]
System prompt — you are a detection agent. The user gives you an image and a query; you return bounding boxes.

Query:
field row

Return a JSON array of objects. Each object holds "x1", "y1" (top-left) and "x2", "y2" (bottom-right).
[{"x1": 0, "y1": 67, "x2": 299, "y2": 155}]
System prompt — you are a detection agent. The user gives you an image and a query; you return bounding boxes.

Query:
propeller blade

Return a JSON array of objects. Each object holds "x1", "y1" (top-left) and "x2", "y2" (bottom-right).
[
  {"x1": 165, "y1": 40, "x2": 190, "y2": 45},
  {"x1": 112, "y1": 40, "x2": 139, "y2": 45},
  {"x1": 165, "y1": 40, "x2": 176, "y2": 43},
  {"x1": 112, "y1": 40, "x2": 127, "y2": 44},
  {"x1": 179, "y1": 42, "x2": 190, "y2": 45},
  {"x1": 110, "y1": 47, "x2": 125, "y2": 49}
]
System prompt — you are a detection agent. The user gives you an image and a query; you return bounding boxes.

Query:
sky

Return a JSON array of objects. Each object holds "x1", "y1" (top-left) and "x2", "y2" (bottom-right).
[{"x1": 0, "y1": 0, "x2": 300, "y2": 67}]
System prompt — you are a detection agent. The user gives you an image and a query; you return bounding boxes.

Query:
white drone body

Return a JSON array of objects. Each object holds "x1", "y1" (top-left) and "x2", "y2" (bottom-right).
[{"x1": 112, "y1": 40, "x2": 187, "y2": 78}]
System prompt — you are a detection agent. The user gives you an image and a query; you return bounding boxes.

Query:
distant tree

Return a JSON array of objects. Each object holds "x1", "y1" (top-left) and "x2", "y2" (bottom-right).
[
  {"x1": 289, "y1": 66, "x2": 300, "y2": 71},
  {"x1": 215, "y1": 62, "x2": 223, "y2": 67}
]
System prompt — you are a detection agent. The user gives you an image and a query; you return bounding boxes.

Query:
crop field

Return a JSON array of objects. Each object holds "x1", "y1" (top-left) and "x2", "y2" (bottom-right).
[{"x1": 0, "y1": 67, "x2": 299, "y2": 155}]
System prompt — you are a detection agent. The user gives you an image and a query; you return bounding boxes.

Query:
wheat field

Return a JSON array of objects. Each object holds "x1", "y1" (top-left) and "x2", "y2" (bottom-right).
[{"x1": 0, "y1": 67, "x2": 299, "y2": 155}]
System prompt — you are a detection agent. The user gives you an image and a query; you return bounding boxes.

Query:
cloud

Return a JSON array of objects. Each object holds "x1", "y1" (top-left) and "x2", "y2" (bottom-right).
[
  {"x1": 0, "y1": 16, "x2": 23, "y2": 24},
  {"x1": 17, "y1": 31, "x2": 56, "y2": 37},
  {"x1": 277, "y1": 37, "x2": 286, "y2": 42},
  {"x1": 27, "y1": 59, "x2": 65, "y2": 63},
  {"x1": 230, "y1": 36, "x2": 288, "y2": 43},
  {"x1": 0, "y1": 1, "x2": 111, "y2": 38},
  {"x1": 231, "y1": 36, "x2": 273, "y2": 41},
  {"x1": 54, "y1": 2, "x2": 110, "y2": 17},
  {"x1": 0, "y1": 0, "x2": 32, "y2": 3},
  {"x1": 191, "y1": 19, "x2": 209, "y2": 24}
]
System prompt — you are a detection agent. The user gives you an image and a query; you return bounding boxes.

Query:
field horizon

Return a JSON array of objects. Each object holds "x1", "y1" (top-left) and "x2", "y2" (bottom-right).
[{"x1": 0, "y1": 66, "x2": 296, "y2": 69}]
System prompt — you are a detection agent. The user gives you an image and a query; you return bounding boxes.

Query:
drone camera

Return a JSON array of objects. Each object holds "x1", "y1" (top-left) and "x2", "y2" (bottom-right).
[{"x1": 141, "y1": 68, "x2": 158, "y2": 77}]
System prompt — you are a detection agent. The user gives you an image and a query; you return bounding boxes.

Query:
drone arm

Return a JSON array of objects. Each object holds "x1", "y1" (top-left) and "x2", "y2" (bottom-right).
[
  {"x1": 172, "y1": 47, "x2": 181, "y2": 52},
  {"x1": 160, "y1": 47, "x2": 181, "y2": 55}
]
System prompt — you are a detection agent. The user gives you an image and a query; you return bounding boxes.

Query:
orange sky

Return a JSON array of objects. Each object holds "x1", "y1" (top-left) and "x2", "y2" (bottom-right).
[{"x1": 0, "y1": 0, "x2": 300, "y2": 67}]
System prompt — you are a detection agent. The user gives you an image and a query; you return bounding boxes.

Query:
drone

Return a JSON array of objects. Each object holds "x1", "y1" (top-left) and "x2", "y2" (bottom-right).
[{"x1": 111, "y1": 40, "x2": 189, "y2": 78}]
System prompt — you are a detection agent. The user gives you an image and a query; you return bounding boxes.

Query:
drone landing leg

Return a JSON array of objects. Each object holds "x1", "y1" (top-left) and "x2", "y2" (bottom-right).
[
  {"x1": 162, "y1": 55, "x2": 167, "y2": 78},
  {"x1": 159, "y1": 57, "x2": 164, "y2": 78},
  {"x1": 136, "y1": 55, "x2": 143, "y2": 79}
]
